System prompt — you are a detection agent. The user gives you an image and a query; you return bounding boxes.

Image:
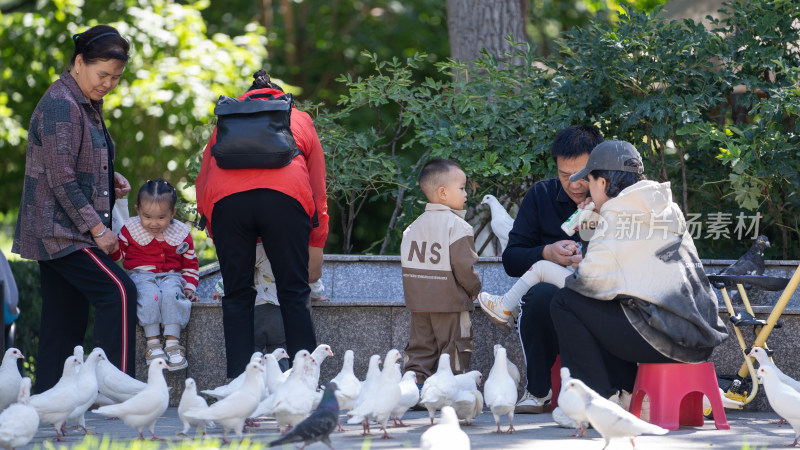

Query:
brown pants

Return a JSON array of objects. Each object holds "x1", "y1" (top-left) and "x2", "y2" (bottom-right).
[{"x1": 404, "y1": 311, "x2": 474, "y2": 385}]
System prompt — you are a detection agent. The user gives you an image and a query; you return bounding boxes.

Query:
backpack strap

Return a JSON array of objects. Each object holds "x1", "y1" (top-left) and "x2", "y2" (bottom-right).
[{"x1": 244, "y1": 92, "x2": 275, "y2": 101}]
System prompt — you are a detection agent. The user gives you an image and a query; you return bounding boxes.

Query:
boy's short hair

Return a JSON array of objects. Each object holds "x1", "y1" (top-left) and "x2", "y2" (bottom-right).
[
  {"x1": 551, "y1": 125, "x2": 604, "y2": 162},
  {"x1": 418, "y1": 158, "x2": 462, "y2": 200}
]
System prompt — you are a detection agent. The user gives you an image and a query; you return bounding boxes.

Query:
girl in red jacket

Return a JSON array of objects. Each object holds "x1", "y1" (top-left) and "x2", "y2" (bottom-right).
[{"x1": 112, "y1": 179, "x2": 199, "y2": 371}]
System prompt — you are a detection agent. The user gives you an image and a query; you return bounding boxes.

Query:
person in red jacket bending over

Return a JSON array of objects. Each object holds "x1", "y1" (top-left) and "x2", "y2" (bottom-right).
[
  {"x1": 195, "y1": 70, "x2": 329, "y2": 378},
  {"x1": 112, "y1": 178, "x2": 199, "y2": 371}
]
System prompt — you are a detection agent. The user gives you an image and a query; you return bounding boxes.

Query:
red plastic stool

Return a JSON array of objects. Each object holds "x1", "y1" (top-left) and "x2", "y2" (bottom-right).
[
  {"x1": 550, "y1": 355, "x2": 561, "y2": 409},
  {"x1": 629, "y1": 362, "x2": 729, "y2": 430}
]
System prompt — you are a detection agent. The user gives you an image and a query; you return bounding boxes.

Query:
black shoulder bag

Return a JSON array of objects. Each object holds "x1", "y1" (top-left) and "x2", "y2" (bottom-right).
[{"x1": 211, "y1": 92, "x2": 301, "y2": 169}]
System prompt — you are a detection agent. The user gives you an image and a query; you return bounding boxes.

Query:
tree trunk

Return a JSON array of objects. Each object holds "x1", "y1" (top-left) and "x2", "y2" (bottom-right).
[{"x1": 446, "y1": 0, "x2": 527, "y2": 64}]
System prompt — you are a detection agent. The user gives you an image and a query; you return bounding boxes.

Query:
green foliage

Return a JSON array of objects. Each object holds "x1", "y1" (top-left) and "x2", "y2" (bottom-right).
[
  {"x1": 409, "y1": 42, "x2": 572, "y2": 206},
  {"x1": 311, "y1": 102, "x2": 399, "y2": 254},
  {"x1": 199, "y1": 0, "x2": 450, "y2": 104},
  {"x1": 0, "y1": 0, "x2": 266, "y2": 213},
  {"x1": 315, "y1": 1, "x2": 800, "y2": 257},
  {"x1": 679, "y1": 0, "x2": 800, "y2": 257},
  {"x1": 314, "y1": 52, "x2": 433, "y2": 253}
]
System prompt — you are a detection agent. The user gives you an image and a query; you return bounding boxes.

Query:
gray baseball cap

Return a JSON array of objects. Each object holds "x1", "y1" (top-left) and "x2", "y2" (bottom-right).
[{"x1": 569, "y1": 140, "x2": 644, "y2": 182}]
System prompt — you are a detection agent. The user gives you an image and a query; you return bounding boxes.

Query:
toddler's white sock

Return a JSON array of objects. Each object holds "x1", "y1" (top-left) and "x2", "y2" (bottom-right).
[{"x1": 502, "y1": 280, "x2": 533, "y2": 317}]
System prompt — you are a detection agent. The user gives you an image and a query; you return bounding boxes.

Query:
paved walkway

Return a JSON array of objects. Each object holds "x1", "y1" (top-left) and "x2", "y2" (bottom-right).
[{"x1": 21, "y1": 408, "x2": 790, "y2": 449}]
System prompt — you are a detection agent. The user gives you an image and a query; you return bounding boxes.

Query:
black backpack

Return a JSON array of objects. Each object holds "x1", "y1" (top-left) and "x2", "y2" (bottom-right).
[{"x1": 211, "y1": 92, "x2": 301, "y2": 169}]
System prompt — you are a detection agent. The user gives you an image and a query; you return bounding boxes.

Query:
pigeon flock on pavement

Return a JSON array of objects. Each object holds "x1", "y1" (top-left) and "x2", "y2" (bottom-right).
[{"x1": 4, "y1": 342, "x2": 800, "y2": 449}]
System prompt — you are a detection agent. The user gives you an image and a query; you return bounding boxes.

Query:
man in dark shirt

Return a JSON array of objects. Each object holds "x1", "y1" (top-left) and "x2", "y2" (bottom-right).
[{"x1": 494, "y1": 125, "x2": 603, "y2": 413}]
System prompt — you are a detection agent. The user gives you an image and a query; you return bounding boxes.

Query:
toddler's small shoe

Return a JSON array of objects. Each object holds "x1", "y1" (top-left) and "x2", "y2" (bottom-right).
[
  {"x1": 477, "y1": 292, "x2": 512, "y2": 332},
  {"x1": 145, "y1": 342, "x2": 167, "y2": 364},
  {"x1": 164, "y1": 344, "x2": 188, "y2": 371}
]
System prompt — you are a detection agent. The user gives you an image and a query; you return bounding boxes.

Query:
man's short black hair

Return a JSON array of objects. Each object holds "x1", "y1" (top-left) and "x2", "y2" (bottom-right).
[
  {"x1": 551, "y1": 125, "x2": 604, "y2": 163},
  {"x1": 418, "y1": 158, "x2": 462, "y2": 199}
]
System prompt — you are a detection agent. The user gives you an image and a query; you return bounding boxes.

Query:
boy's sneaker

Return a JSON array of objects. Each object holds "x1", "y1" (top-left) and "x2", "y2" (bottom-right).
[
  {"x1": 477, "y1": 292, "x2": 512, "y2": 331},
  {"x1": 515, "y1": 389, "x2": 552, "y2": 414},
  {"x1": 164, "y1": 344, "x2": 188, "y2": 371},
  {"x1": 145, "y1": 342, "x2": 167, "y2": 364}
]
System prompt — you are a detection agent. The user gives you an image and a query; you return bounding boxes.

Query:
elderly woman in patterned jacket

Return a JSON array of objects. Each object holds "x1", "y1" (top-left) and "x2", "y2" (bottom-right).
[{"x1": 12, "y1": 25, "x2": 137, "y2": 392}]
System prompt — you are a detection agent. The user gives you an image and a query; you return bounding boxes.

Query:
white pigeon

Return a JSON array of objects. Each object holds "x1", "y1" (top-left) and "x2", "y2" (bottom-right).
[
  {"x1": 0, "y1": 377, "x2": 38, "y2": 449},
  {"x1": 554, "y1": 366, "x2": 589, "y2": 437},
  {"x1": 392, "y1": 369, "x2": 421, "y2": 427},
  {"x1": 331, "y1": 349, "x2": 362, "y2": 412},
  {"x1": 347, "y1": 349, "x2": 402, "y2": 439},
  {"x1": 749, "y1": 347, "x2": 800, "y2": 392},
  {"x1": 252, "y1": 353, "x2": 304, "y2": 420},
  {"x1": 270, "y1": 347, "x2": 290, "y2": 362},
  {"x1": 268, "y1": 350, "x2": 317, "y2": 433},
  {"x1": 66, "y1": 347, "x2": 106, "y2": 433},
  {"x1": 455, "y1": 370, "x2": 482, "y2": 391},
  {"x1": 0, "y1": 348, "x2": 23, "y2": 412},
  {"x1": 177, "y1": 378, "x2": 214, "y2": 436},
  {"x1": 420, "y1": 406, "x2": 471, "y2": 450},
  {"x1": 95, "y1": 357, "x2": 147, "y2": 404},
  {"x1": 201, "y1": 351, "x2": 263, "y2": 400},
  {"x1": 92, "y1": 358, "x2": 170, "y2": 440},
  {"x1": 452, "y1": 371, "x2": 483, "y2": 426},
  {"x1": 29, "y1": 355, "x2": 81, "y2": 441},
  {"x1": 93, "y1": 393, "x2": 116, "y2": 407},
  {"x1": 72, "y1": 344, "x2": 84, "y2": 363},
  {"x1": 484, "y1": 346, "x2": 517, "y2": 433},
  {"x1": 420, "y1": 354, "x2": 461, "y2": 426},
  {"x1": 264, "y1": 348, "x2": 290, "y2": 393},
  {"x1": 481, "y1": 194, "x2": 515, "y2": 253},
  {"x1": 264, "y1": 353, "x2": 289, "y2": 394},
  {"x1": 749, "y1": 347, "x2": 798, "y2": 424},
  {"x1": 564, "y1": 378, "x2": 667, "y2": 449},
  {"x1": 306, "y1": 344, "x2": 334, "y2": 391},
  {"x1": 350, "y1": 355, "x2": 381, "y2": 414},
  {"x1": 493, "y1": 344, "x2": 520, "y2": 387},
  {"x1": 184, "y1": 361, "x2": 264, "y2": 443},
  {"x1": 758, "y1": 365, "x2": 800, "y2": 446}
]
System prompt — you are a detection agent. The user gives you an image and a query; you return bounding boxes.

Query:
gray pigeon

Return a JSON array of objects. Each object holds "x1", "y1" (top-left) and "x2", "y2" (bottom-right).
[
  {"x1": 269, "y1": 382, "x2": 339, "y2": 449},
  {"x1": 719, "y1": 235, "x2": 770, "y2": 277}
]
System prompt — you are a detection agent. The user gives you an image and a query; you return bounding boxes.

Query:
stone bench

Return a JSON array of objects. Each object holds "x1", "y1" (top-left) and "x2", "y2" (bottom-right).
[{"x1": 137, "y1": 256, "x2": 800, "y2": 411}]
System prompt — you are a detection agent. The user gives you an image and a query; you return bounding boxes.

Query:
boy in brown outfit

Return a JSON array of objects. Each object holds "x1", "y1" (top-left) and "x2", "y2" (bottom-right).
[{"x1": 401, "y1": 158, "x2": 482, "y2": 386}]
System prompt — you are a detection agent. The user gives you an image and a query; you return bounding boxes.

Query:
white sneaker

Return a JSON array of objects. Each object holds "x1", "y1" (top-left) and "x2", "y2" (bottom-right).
[
  {"x1": 552, "y1": 406, "x2": 578, "y2": 429},
  {"x1": 515, "y1": 389, "x2": 552, "y2": 414},
  {"x1": 477, "y1": 292, "x2": 512, "y2": 331},
  {"x1": 145, "y1": 343, "x2": 167, "y2": 364},
  {"x1": 164, "y1": 344, "x2": 188, "y2": 371}
]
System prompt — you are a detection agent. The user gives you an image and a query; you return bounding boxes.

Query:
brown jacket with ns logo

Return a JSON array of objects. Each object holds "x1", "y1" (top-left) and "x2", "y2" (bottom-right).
[{"x1": 401, "y1": 203, "x2": 481, "y2": 312}]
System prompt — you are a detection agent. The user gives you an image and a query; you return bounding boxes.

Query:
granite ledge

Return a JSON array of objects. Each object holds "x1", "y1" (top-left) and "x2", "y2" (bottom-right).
[{"x1": 189, "y1": 300, "x2": 800, "y2": 314}]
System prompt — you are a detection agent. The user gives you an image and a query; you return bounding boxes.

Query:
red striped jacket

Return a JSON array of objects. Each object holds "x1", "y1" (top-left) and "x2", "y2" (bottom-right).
[{"x1": 110, "y1": 217, "x2": 199, "y2": 292}]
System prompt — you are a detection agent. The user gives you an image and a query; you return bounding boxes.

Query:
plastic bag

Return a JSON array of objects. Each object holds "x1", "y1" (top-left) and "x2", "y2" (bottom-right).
[{"x1": 111, "y1": 198, "x2": 130, "y2": 235}]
